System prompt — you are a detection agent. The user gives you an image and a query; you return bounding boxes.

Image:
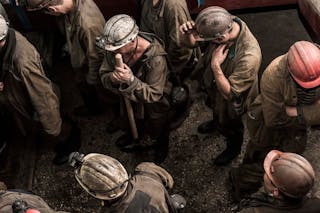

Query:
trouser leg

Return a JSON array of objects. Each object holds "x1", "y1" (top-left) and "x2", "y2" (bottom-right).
[
  {"x1": 52, "y1": 116, "x2": 81, "y2": 165},
  {"x1": 76, "y1": 82, "x2": 102, "y2": 116},
  {"x1": 213, "y1": 118, "x2": 244, "y2": 166}
]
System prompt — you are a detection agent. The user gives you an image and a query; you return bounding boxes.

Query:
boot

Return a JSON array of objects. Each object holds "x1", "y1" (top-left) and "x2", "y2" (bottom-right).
[
  {"x1": 169, "y1": 98, "x2": 192, "y2": 130},
  {"x1": 53, "y1": 119, "x2": 81, "y2": 165},
  {"x1": 197, "y1": 120, "x2": 216, "y2": 134},
  {"x1": 115, "y1": 133, "x2": 132, "y2": 148},
  {"x1": 213, "y1": 137, "x2": 243, "y2": 166},
  {"x1": 154, "y1": 132, "x2": 169, "y2": 163}
]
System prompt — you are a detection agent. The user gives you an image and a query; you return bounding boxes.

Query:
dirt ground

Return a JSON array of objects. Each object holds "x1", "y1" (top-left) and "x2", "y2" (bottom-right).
[{"x1": 28, "y1": 7, "x2": 320, "y2": 213}]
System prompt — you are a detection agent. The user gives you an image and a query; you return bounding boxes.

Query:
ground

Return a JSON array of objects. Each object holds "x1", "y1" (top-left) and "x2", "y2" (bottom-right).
[{"x1": 26, "y1": 6, "x2": 320, "y2": 213}]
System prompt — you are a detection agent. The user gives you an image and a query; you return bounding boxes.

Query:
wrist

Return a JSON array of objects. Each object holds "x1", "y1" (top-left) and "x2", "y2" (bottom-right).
[
  {"x1": 211, "y1": 63, "x2": 220, "y2": 71},
  {"x1": 126, "y1": 75, "x2": 134, "y2": 85},
  {"x1": 130, "y1": 75, "x2": 134, "y2": 82},
  {"x1": 211, "y1": 64, "x2": 224, "y2": 76}
]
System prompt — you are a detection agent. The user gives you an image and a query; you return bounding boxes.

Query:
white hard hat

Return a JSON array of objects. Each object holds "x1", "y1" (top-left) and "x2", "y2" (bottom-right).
[{"x1": 96, "y1": 14, "x2": 139, "y2": 51}]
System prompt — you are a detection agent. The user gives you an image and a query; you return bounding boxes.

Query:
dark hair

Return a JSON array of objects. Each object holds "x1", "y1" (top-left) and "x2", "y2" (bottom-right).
[{"x1": 47, "y1": 0, "x2": 63, "y2": 6}]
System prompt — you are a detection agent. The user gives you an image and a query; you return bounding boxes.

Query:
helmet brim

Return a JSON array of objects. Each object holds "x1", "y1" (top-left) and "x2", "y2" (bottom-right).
[
  {"x1": 291, "y1": 75, "x2": 320, "y2": 89},
  {"x1": 104, "y1": 42, "x2": 128, "y2": 52},
  {"x1": 26, "y1": 1, "x2": 52, "y2": 11},
  {"x1": 75, "y1": 153, "x2": 129, "y2": 200},
  {"x1": 263, "y1": 150, "x2": 283, "y2": 179}
]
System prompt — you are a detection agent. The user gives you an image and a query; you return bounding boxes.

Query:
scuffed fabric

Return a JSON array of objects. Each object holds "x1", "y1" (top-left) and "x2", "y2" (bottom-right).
[
  {"x1": 140, "y1": 0, "x2": 195, "y2": 75},
  {"x1": 135, "y1": 162, "x2": 174, "y2": 189},
  {"x1": 247, "y1": 53, "x2": 320, "y2": 141},
  {"x1": 237, "y1": 189, "x2": 320, "y2": 213},
  {"x1": 104, "y1": 163, "x2": 174, "y2": 213},
  {"x1": 99, "y1": 33, "x2": 172, "y2": 136},
  {"x1": 0, "y1": 30, "x2": 61, "y2": 136},
  {"x1": 0, "y1": 190, "x2": 69, "y2": 213},
  {"x1": 196, "y1": 18, "x2": 261, "y2": 125},
  {"x1": 59, "y1": 0, "x2": 105, "y2": 85}
]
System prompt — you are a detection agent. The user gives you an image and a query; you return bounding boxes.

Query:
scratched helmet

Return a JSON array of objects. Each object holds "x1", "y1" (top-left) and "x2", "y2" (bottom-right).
[
  {"x1": 25, "y1": 0, "x2": 54, "y2": 11},
  {"x1": 69, "y1": 152, "x2": 129, "y2": 200},
  {"x1": 0, "y1": 15, "x2": 8, "y2": 41},
  {"x1": 264, "y1": 150, "x2": 315, "y2": 199},
  {"x1": 96, "y1": 14, "x2": 139, "y2": 51},
  {"x1": 195, "y1": 6, "x2": 233, "y2": 40}
]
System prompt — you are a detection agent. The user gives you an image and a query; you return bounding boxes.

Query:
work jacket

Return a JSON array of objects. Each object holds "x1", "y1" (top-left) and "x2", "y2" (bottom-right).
[
  {"x1": 238, "y1": 190, "x2": 320, "y2": 213},
  {"x1": 140, "y1": 0, "x2": 196, "y2": 76},
  {"x1": 103, "y1": 162, "x2": 176, "y2": 213},
  {"x1": 245, "y1": 54, "x2": 320, "y2": 159},
  {"x1": 196, "y1": 18, "x2": 261, "y2": 124},
  {"x1": 0, "y1": 190, "x2": 68, "y2": 213},
  {"x1": 58, "y1": 0, "x2": 105, "y2": 84},
  {"x1": 100, "y1": 33, "x2": 172, "y2": 136},
  {"x1": 0, "y1": 29, "x2": 61, "y2": 136}
]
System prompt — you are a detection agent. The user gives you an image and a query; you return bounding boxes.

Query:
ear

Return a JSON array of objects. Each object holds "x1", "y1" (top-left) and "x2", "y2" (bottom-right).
[
  {"x1": 212, "y1": 35, "x2": 224, "y2": 43},
  {"x1": 273, "y1": 188, "x2": 280, "y2": 198},
  {"x1": 47, "y1": 6, "x2": 57, "y2": 13}
]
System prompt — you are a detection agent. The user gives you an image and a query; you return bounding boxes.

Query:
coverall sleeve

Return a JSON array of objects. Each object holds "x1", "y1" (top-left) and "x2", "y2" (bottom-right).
[
  {"x1": 20, "y1": 52, "x2": 62, "y2": 136},
  {"x1": 238, "y1": 208, "x2": 255, "y2": 213},
  {"x1": 135, "y1": 162, "x2": 174, "y2": 189},
  {"x1": 260, "y1": 65, "x2": 296, "y2": 128},
  {"x1": 119, "y1": 55, "x2": 167, "y2": 103},
  {"x1": 165, "y1": 0, "x2": 193, "y2": 72},
  {"x1": 99, "y1": 55, "x2": 121, "y2": 94},
  {"x1": 299, "y1": 100, "x2": 320, "y2": 126},
  {"x1": 228, "y1": 52, "x2": 261, "y2": 99},
  {"x1": 80, "y1": 26, "x2": 104, "y2": 85}
]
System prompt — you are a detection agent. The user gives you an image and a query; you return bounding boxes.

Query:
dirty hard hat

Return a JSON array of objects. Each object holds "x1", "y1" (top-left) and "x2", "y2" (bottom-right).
[
  {"x1": 0, "y1": 15, "x2": 8, "y2": 41},
  {"x1": 25, "y1": 0, "x2": 53, "y2": 11},
  {"x1": 264, "y1": 150, "x2": 315, "y2": 199},
  {"x1": 72, "y1": 153, "x2": 129, "y2": 200},
  {"x1": 97, "y1": 14, "x2": 139, "y2": 51},
  {"x1": 195, "y1": 6, "x2": 233, "y2": 39},
  {"x1": 287, "y1": 41, "x2": 320, "y2": 89}
]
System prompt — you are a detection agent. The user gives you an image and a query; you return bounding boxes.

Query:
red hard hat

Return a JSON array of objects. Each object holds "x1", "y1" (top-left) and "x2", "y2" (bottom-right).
[
  {"x1": 264, "y1": 150, "x2": 315, "y2": 199},
  {"x1": 26, "y1": 209, "x2": 41, "y2": 213},
  {"x1": 287, "y1": 41, "x2": 320, "y2": 89}
]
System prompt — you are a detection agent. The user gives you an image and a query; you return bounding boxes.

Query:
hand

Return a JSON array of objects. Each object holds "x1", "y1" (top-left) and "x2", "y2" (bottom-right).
[
  {"x1": 211, "y1": 44, "x2": 229, "y2": 71},
  {"x1": 114, "y1": 63, "x2": 134, "y2": 84},
  {"x1": 179, "y1": 21, "x2": 199, "y2": 48},
  {"x1": 285, "y1": 106, "x2": 297, "y2": 117},
  {"x1": 179, "y1": 21, "x2": 195, "y2": 34}
]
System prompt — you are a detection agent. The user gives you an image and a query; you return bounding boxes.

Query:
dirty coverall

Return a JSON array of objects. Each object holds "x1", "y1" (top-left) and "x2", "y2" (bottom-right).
[
  {"x1": 100, "y1": 33, "x2": 172, "y2": 152},
  {"x1": 57, "y1": 0, "x2": 105, "y2": 111},
  {"x1": 0, "y1": 29, "x2": 61, "y2": 137},
  {"x1": 0, "y1": 190, "x2": 68, "y2": 213},
  {"x1": 196, "y1": 17, "x2": 261, "y2": 156},
  {"x1": 102, "y1": 162, "x2": 176, "y2": 213},
  {"x1": 237, "y1": 188, "x2": 320, "y2": 213},
  {"x1": 0, "y1": 29, "x2": 63, "y2": 187},
  {"x1": 140, "y1": 0, "x2": 197, "y2": 81},
  {"x1": 230, "y1": 53, "x2": 320, "y2": 201}
]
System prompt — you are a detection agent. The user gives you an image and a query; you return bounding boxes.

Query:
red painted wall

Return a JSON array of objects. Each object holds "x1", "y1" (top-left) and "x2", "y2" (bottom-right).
[{"x1": 187, "y1": 0, "x2": 297, "y2": 13}]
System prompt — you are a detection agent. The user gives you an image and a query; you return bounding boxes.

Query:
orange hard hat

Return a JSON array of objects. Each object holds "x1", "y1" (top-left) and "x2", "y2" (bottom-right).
[{"x1": 287, "y1": 41, "x2": 320, "y2": 89}]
